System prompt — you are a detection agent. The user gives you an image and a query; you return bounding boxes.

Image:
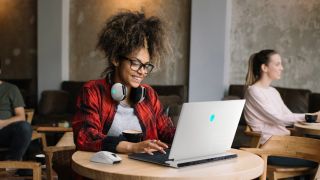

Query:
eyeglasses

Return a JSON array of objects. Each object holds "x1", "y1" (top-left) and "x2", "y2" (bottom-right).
[{"x1": 120, "y1": 56, "x2": 154, "y2": 74}]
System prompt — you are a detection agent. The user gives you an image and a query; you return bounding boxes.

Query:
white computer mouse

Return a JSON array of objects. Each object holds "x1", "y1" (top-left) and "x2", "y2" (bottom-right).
[{"x1": 90, "y1": 151, "x2": 122, "y2": 165}]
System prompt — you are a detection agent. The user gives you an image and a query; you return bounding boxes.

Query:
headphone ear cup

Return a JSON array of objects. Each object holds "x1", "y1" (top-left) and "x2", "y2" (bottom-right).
[
  {"x1": 130, "y1": 86, "x2": 146, "y2": 104},
  {"x1": 111, "y1": 83, "x2": 127, "y2": 101}
]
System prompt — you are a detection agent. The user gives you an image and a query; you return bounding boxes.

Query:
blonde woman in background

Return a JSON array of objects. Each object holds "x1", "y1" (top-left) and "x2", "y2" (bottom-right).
[{"x1": 244, "y1": 49, "x2": 319, "y2": 168}]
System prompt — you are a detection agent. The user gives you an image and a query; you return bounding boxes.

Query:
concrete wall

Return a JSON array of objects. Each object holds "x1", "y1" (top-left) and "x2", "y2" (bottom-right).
[
  {"x1": 0, "y1": 0, "x2": 36, "y2": 79},
  {"x1": 189, "y1": 0, "x2": 231, "y2": 101},
  {"x1": 38, "y1": 0, "x2": 69, "y2": 99},
  {"x1": 230, "y1": 0, "x2": 320, "y2": 93},
  {"x1": 0, "y1": 0, "x2": 37, "y2": 107},
  {"x1": 69, "y1": 0, "x2": 190, "y2": 86}
]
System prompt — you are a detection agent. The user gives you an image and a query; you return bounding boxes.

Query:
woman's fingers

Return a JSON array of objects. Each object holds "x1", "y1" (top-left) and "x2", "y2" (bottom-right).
[
  {"x1": 146, "y1": 139, "x2": 167, "y2": 154},
  {"x1": 137, "y1": 139, "x2": 169, "y2": 154},
  {"x1": 143, "y1": 147, "x2": 154, "y2": 155},
  {"x1": 155, "y1": 140, "x2": 169, "y2": 149}
]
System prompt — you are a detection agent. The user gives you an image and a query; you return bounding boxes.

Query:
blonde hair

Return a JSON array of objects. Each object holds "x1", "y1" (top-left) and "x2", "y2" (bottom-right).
[
  {"x1": 245, "y1": 53, "x2": 258, "y2": 87},
  {"x1": 245, "y1": 49, "x2": 278, "y2": 88}
]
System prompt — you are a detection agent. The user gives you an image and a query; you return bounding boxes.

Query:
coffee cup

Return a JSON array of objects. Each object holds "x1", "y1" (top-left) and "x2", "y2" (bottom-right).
[
  {"x1": 122, "y1": 130, "x2": 143, "y2": 143},
  {"x1": 35, "y1": 154, "x2": 46, "y2": 165},
  {"x1": 305, "y1": 113, "x2": 318, "y2": 123}
]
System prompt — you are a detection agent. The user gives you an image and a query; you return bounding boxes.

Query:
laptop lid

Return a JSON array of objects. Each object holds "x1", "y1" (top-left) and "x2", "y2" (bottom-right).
[{"x1": 168, "y1": 100, "x2": 245, "y2": 162}]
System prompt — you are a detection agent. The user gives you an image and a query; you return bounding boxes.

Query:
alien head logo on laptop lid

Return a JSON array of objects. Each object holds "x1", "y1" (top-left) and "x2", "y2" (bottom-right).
[{"x1": 209, "y1": 114, "x2": 215, "y2": 122}]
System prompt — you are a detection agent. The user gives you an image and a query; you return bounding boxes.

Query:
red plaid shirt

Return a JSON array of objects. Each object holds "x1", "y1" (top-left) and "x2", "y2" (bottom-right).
[{"x1": 72, "y1": 79, "x2": 176, "y2": 152}]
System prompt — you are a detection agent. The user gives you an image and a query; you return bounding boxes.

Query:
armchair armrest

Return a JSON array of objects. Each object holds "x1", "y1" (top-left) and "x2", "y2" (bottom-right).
[
  {"x1": 34, "y1": 126, "x2": 72, "y2": 133},
  {"x1": 243, "y1": 126, "x2": 262, "y2": 148},
  {"x1": 244, "y1": 126, "x2": 262, "y2": 137}
]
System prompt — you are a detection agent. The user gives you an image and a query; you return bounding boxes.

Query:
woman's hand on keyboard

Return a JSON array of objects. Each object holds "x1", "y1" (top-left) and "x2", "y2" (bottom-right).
[{"x1": 133, "y1": 139, "x2": 168, "y2": 155}]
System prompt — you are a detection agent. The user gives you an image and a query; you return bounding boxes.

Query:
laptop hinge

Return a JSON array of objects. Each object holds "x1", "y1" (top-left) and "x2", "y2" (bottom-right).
[{"x1": 166, "y1": 152, "x2": 237, "y2": 168}]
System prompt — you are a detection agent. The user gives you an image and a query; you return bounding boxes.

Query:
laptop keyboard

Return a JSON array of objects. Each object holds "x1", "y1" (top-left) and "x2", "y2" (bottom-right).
[{"x1": 129, "y1": 149, "x2": 171, "y2": 164}]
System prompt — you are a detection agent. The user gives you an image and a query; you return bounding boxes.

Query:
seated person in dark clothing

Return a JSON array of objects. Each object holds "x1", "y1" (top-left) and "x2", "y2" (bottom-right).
[{"x1": 0, "y1": 80, "x2": 32, "y2": 161}]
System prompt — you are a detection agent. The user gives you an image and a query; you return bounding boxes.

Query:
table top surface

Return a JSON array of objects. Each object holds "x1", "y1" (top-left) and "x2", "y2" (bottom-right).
[
  {"x1": 294, "y1": 122, "x2": 320, "y2": 130},
  {"x1": 72, "y1": 149, "x2": 264, "y2": 180},
  {"x1": 294, "y1": 122, "x2": 320, "y2": 136},
  {"x1": 33, "y1": 126, "x2": 73, "y2": 132}
]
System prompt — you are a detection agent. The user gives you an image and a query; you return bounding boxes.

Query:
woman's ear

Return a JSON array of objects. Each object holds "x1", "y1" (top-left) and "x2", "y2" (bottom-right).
[
  {"x1": 261, "y1": 64, "x2": 268, "y2": 73},
  {"x1": 111, "y1": 59, "x2": 119, "y2": 67}
]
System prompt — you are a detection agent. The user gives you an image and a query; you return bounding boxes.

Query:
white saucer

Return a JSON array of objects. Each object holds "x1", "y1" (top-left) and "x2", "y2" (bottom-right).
[{"x1": 299, "y1": 122, "x2": 320, "y2": 126}]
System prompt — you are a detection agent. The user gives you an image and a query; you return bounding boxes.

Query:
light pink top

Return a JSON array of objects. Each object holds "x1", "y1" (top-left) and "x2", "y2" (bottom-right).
[{"x1": 244, "y1": 85, "x2": 305, "y2": 144}]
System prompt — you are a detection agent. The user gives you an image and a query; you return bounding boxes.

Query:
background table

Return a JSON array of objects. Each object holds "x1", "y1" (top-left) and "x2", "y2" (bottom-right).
[
  {"x1": 33, "y1": 126, "x2": 73, "y2": 132},
  {"x1": 72, "y1": 149, "x2": 264, "y2": 180},
  {"x1": 294, "y1": 122, "x2": 320, "y2": 136}
]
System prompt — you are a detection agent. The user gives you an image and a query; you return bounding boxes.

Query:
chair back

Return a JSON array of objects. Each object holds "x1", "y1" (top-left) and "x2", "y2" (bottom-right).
[
  {"x1": 261, "y1": 136, "x2": 320, "y2": 163},
  {"x1": 25, "y1": 108, "x2": 34, "y2": 124},
  {"x1": 26, "y1": 108, "x2": 48, "y2": 148}
]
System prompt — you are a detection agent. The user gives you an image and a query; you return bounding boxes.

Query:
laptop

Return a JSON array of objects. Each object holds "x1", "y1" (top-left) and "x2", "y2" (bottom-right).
[{"x1": 128, "y1": 100, "x2": 245, "y2": 168}]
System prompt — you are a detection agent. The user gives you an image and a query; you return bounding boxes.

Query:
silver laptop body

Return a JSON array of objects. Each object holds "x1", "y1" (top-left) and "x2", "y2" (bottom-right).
[{"x1": 129, "y1": 100, "x2": 245, "y2": 168}]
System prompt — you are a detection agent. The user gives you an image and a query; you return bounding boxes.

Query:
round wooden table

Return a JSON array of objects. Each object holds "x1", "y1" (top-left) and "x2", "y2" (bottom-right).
[
  {"x1": 72, "y1": 149, "x2": 264, "y2": 180},
  {"x1": 294, "y1": 122, "x2": 320, "y2": 136}
]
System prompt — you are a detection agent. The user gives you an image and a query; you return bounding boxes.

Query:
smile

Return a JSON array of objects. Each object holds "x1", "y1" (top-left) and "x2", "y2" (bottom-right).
[{"x1": 132, "y1": 75, "x2": 143, "y2": 82}]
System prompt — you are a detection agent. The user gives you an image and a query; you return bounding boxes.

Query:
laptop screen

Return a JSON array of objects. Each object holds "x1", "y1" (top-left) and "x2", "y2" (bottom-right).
[{"x1": 168, "y1": 100, "x2": 245, "y2": 161}]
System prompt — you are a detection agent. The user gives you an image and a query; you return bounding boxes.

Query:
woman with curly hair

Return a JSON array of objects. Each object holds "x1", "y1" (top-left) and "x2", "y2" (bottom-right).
[{"x1": 72, "y1": 11, "x2": 175, "y2": 155}]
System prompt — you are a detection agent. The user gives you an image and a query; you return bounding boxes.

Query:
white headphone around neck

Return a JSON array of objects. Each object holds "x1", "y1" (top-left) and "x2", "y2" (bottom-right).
[{"x1": 108, "y1": 72, "x2": 146, "y2": 104}]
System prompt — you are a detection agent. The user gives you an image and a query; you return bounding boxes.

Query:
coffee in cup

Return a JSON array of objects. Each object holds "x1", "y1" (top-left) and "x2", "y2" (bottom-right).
[
  {"x1": 122, "y1": 130, "x2": 143, "y2": 143},
  {"x1": 305, "y1": 113, "x2": 318, "y2": 123}
]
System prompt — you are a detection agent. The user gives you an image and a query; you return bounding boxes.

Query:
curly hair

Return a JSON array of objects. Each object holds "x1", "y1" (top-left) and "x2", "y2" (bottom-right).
[{"x1": 97, "y1": 10, "x2": 170, "y2": 76}]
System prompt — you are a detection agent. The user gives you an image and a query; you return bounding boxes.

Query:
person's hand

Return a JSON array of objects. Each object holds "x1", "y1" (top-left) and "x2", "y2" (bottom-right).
[
  {"x1": 307, "y1": 112, "x2": 320, "y2": 122},
  {"x1": 0, "y1": 120, "x2": 8, "y2": 128},
  {"x1": 132, "y1": 139, "x2": 168, "y2": 155}
]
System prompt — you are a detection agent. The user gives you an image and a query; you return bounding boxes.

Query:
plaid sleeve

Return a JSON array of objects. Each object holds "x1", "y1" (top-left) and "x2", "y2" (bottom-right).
[
  {"x1": 72, "y1": 84, "x2": 123, "y2": 152},
  {"x1": 148, "y1": 87, "x2": 176, "y2": 144}
]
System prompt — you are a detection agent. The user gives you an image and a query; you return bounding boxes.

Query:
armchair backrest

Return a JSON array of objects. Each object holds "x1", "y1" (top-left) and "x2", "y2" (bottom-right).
[{"x1": 38, "y1": 90, "x2": 69, "y2": 115}]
